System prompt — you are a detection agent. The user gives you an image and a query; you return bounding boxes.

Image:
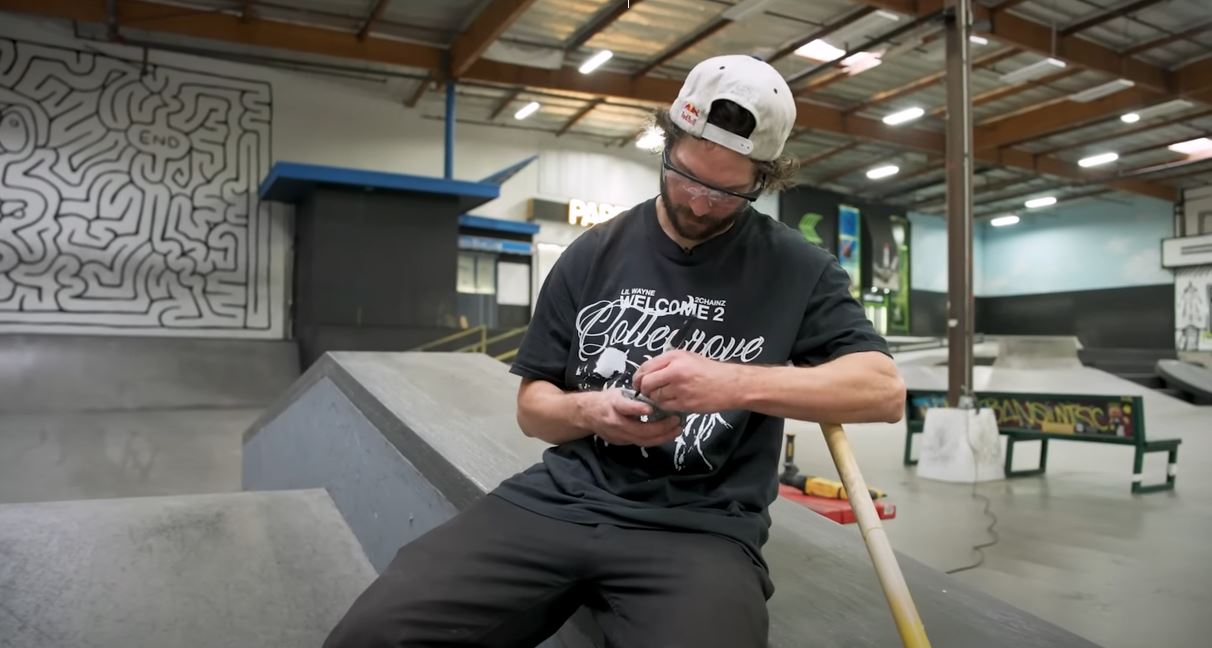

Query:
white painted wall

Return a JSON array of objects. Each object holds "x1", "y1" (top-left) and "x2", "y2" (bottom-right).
[{"x1": 1184, "y1": 186, "x2": 1212, "y2": 236}]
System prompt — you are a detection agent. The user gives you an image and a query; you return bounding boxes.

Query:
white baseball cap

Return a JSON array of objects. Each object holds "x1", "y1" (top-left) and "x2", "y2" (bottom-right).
[{"x1": 668, "y1": 55, "x2": 797, "y2": 161}]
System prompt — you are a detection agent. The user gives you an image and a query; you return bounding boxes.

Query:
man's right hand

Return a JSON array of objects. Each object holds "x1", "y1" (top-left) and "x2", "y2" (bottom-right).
[{"x1": 582, "y1": 389, "x2": 684, "y2": 447}]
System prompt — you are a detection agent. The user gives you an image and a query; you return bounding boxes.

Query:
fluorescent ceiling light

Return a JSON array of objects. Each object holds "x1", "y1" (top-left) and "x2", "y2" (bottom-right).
[
  {"x1": 1168, "y1": 137, "x2": 1212, "y2": 155},
  {"x1": 883, "y1": 106, "x2": 925, "y2": 126},
  {"x1": 1000, "y1": 57, "x2": 1067, "y2": 84},
  {"x1": 875, "y1": 10, "x2": 901, "y2": 21},
  {"x1": 970, "y1": 35, "x2": 989, "y2": 45},
  {"x1": 578, "y1": 50, "x2": 613, "y2": 74},
  {"x1": 1121, "y1": 112, "x2": 1141, "y2": 123},
  {"x1": 514, "y1": 101, "x2": 540, "y2": 120},
  {"x1": 841, "y1": 51, "x2": 883, "y2": 76},
  {"x1": 1070, "y1": 79, "x2": 1134, "y2": 103},
  {"x1": 721, "y1": 0, "x2": 775, "y2": 21},
  {"x1": 1025, "y1": 196, "x2": 1057, "y2": 209},
  {"x1": 1130, "y1": 99, "x2": 1195, "y2": 121},
  {"x1": 990, "y1": 214, "x2": 1020, "y2": 227},
  {"x1": 1078, "y1": 152, "x2": 1119, "y2": 167},
  {"x1": 635, "y1": 126, "x2": 665, "y2": 152},
  {"x1": 794, "y1": 39, "x2": 845, "y2": 62},
  {"x1": 866, "y1": 165, "x2": 900, "y2": 180}
]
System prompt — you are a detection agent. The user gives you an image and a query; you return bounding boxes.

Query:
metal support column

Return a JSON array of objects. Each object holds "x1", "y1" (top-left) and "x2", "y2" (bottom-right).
[
  {"x1": 944, "y1": 0, "x2": 974, "y2": 407},
  {"x1": 444, "y1": 82, "x2": 456, "y2": 180}
]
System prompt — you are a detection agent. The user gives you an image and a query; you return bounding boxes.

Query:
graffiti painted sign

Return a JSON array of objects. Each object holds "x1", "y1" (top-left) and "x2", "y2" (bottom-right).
[{"x1": 908, "y1": 391, "x2": 1139, "y2": 439}]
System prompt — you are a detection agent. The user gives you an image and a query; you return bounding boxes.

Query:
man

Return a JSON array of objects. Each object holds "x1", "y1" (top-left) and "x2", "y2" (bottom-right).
[{"x1": 325, "y1": 54, "x2": 905, "y2": 648}]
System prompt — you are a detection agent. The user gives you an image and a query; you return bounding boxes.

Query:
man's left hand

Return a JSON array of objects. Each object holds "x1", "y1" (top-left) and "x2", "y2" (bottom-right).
[{"x1": 633, "y1": 350, "x2": 744, "y2": 414}]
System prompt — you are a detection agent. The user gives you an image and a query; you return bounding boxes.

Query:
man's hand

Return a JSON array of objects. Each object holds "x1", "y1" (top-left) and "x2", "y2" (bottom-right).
[
  {"x1": 633, "y1": 350, "x2": 742, "y2": 414},
  {"x1": 583, "y1": 389, "x2": 684, "y2": 447}
]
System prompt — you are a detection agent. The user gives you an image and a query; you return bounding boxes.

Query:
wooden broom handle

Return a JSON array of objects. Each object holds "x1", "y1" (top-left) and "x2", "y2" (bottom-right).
[{"x1": 821, "y1": 422, "x2": 932, "y2": 648}]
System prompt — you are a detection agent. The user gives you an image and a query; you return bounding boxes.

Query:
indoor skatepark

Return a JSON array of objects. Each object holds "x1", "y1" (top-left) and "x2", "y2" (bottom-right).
[{"x1": 3, "y1": 1, "x2": 1212, "y2": 647}]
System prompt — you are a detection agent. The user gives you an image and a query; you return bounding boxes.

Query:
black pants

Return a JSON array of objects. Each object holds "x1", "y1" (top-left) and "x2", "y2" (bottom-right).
[{"x1": 323, "y1": 495, "x2": 771, "y2": 648}]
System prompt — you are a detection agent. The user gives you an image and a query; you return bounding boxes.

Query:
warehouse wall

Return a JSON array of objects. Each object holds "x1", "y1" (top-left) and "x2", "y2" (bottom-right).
[
  {"x1": 905, "y1": 195, "x2": 1175, "y2": 346},
  {"x1": 0, "y1": 15, "x2": 671, "y2": 340}
]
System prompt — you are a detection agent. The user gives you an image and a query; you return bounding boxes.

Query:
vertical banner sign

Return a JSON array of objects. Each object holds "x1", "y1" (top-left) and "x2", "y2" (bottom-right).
[
  {"x1": 889, "y1": 216, "x2": 911, "y2": 334},
  {"x1": 837, "y1": 204, "x2": 862, "y2": 298}
]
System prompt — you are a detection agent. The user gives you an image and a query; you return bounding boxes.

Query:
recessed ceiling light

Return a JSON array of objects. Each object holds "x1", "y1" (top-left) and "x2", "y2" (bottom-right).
[
  {"x1": 1025, "y1": 196, "x2": 1057, "y2": 209},
  {"x1": 1168, "y1": 137, "x2": 1212, "y2": 155},
  {"x1": 514, "y1": 101, "x2": 540, "y2": 120},
  {"x1": 794, "y1": 39, "x2": 846, "y2": 62},
  {"x1": 970, "y1": 35, "x2": 989, "y2": 46},
  {"x1": 578, "y1": 50, "x2": 613, "y2": 74},
  {"x1": 1078, "y1": 152, "x2": 1119, "y2": 167},
  {"x1": 841, "y1": 51, "x2": 882, "y2": 76},
  {"x1": 867, "y1": 165, "x2": 900, "y2": 180},
  {"x1": 990, "y1": 214, "x2": 1020, "y2": 227},
  {"x1": 1121, "y1": 112, "x2": 1141, "y2": 123},
  {"x1": 883, "y1": 107, "x2": 925, "y2": 126}
]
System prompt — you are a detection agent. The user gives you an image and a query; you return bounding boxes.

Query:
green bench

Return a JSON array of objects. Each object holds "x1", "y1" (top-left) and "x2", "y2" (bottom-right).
[{"x1": 902, "y1": 390, "x2": 1181, "y2": 494}]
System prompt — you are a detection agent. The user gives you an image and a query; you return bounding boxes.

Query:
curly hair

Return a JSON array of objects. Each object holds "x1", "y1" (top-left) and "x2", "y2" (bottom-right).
[{"x1": 652, "y1": 103, "x2": 799, "y2": 193}]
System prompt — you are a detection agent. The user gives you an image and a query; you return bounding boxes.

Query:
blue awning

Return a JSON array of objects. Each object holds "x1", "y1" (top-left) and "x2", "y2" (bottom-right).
[{"x1": 259, "y1": 162, "x2": 500, "y2": 213}]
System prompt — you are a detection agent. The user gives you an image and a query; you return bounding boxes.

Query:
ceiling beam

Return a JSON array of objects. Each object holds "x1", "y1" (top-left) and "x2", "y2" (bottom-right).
[
  {"x1": 1035, "y1": 108, "x2": 1212, "y2": 156},
  {"x1": 0, "y1": 0, "x2": 445, "y2": 68},
  {"x1": 556, "y1": 98, "x2": 604, "y2": 136},
  {"x1": 975, "y1": 188, "x2": 1112, "y2": 218},
  {"x1": 450, "y1": 0, "x2": 539, "y2": 78},
  {"x1": 849, "y1": 47, "x2": 1019, "y2": 114},
  {"x1": 929, "y1": 67, "x2": 1081, "y2": 118},
  {"x1": 797, "y1": 141, "x2": 859, "y2": 168},
  {"x1": 356, "y1": 0, "x2": 390, "y2": 42},
  {"x1": 630, "y1": 12, "x2": 731, "y2": 79},
  {"x1": 1176, "y1": 58, "x2": 1212, "y2": 95},
  {"x1": 818, "y1": 156, "x2": 885, "y2": 184},
  {"x1": 2, "y1": 0, "x2": 1176, "y2": 203},
  {"x1": 1059, "y1": 0, "x2": 1168, "y2": 37},
  {"x1": 980, "y1": 146, "x2": 1175, "y2": 200},
  {"x1": 488, "y1": 87, "x2": 524, "y2": 120},
  {"x1": 974, "y1": 86, "x2": 1158, "y2": 150},
  {"x1": 786, "y1": 10, "x2": 942, "y2": 88},
  {"x1": 406, "y1": 74, "x2": 431, "y2": 108},
  {"x1": 564, "y1": 0, "x2": 641, "y2": 51},
  {"x1": 767, "y1": 6, "x2": 876, "y2": 64},
  {"x1": 853, "y1": 0, "x2": 1173, "y2": 94},
  {"x1": 1123, "y1": 20, "x2": 1212, "y2": 56}
]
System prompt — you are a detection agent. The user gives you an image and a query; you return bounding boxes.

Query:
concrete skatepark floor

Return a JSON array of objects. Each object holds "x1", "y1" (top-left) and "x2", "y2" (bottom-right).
[{"x1": 1, "y1": 344, "x2": 1209, "y2": 648}]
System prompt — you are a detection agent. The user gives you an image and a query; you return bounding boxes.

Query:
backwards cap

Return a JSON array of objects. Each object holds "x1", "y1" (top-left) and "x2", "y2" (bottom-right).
[{"x1": 668, "y1": 55, "x2": 797, "y2": 161}]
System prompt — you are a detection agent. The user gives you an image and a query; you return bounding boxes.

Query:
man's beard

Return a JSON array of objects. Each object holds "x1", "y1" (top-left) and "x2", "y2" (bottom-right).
[{"x1": 659, "y1": 179, "x2": 746, "y2": 245}]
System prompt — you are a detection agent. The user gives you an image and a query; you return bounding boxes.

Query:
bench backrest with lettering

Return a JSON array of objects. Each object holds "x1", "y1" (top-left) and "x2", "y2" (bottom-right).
[{"x1": 905, "y1": 390, "x2": 1145, "y2": 444}]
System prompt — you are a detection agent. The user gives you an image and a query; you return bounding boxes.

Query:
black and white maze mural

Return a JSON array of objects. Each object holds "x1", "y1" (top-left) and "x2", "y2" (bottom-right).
[{"x1": 0, "y1": 38, "x2": 280, "y2": 334}]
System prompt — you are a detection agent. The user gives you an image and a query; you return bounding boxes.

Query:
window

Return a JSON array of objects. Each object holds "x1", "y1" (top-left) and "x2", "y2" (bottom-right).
[{"x1": 457, "y1": 252, "x2": 496, "y2": 295}]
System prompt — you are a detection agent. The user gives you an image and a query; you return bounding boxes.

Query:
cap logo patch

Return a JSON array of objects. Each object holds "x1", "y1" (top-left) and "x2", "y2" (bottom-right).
[{"x1": 680, "y1": 100, "x2": 701, "y2": 125}]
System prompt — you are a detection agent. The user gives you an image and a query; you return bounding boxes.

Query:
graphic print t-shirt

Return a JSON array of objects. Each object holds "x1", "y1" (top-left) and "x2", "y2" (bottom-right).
[{"x1": 492, "y1": 198, "x2": 889, "y2": 570}]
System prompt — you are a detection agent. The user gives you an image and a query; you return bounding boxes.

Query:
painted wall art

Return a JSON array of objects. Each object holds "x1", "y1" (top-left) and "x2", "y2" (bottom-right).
[{"x1": 0, "y1": 38, "x2": 282, "y2": 337}]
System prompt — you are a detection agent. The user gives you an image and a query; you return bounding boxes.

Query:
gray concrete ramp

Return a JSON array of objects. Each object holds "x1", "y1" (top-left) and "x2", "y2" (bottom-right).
[
  {"x1": 0, "y1": 334, "x2": 299, "y2": 413},
  {"x1": 244, "y1": 352, "x2": 1099, "y2": 647},
  {"x1": 0, "y1": 489, "x2": 376, "y2": 648},
  {"x1": 994, "y1": 335, "x2": 1084, "y2": 369}
]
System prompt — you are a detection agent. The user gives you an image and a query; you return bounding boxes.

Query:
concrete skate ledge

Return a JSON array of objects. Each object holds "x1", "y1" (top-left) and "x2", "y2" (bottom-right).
[{"x1": 243, "y1": 351, "x2": 1098, "y2": 648}]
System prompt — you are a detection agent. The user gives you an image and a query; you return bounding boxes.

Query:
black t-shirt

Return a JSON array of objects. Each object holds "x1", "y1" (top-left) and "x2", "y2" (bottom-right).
[{"x1": 492, "y1": 197, "x2": 889, "y2": 571}]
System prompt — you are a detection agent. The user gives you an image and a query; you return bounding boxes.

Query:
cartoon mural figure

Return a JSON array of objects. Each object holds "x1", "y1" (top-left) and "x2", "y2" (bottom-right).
[{"x1": 1175, "y1": 267, "x2": 1212, "y2": 351}]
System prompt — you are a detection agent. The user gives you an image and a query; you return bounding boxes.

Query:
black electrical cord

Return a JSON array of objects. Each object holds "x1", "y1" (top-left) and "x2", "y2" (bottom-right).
[{"x1": 945, "y1": 405, "x2": 1001, "y2": 575}]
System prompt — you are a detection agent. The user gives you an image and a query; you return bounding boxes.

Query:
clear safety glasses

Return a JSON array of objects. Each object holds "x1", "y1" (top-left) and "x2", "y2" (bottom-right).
[{"x1": 661, "y1": 149, "x2": 764, "y2": 209}]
